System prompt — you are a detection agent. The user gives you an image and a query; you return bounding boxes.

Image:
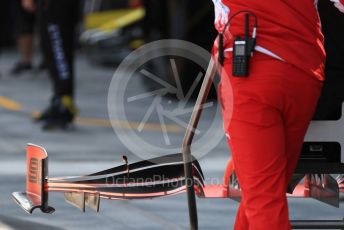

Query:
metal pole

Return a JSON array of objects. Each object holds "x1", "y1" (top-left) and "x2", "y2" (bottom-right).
[
  {"x1": 182, "y1": 146, "x2": 198, "y2": 230},
  {"x1": 291, "y1": 220, "x2": 344, "y2": 229},
  {"x1": 182, "y1": 59, "x2": 217, "y2": 230}
]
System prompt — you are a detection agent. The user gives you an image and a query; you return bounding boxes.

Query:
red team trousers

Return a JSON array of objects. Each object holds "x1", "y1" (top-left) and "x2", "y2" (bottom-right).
[{"x1": 219, "y1": 53, "x2": 323, "y2": 229}]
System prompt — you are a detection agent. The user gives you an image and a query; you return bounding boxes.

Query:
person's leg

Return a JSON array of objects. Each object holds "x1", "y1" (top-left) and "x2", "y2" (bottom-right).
[
  {"x1": 36, "y1": 0, "x2": 80, "y2": 128},
  {"x1": 17, "y1": 34, "x2": 33, "y2": 64},
  {"x1": 282, "y1": 67, "x2": 323, "y2": 187},
  {"x1": 12, "y1": 0, "x2": 35, "y2": 75},
  {"x1": 42, "y1": 0, "x2": 79, "y2": 98},
  {"x1": 221, "y1": 55, "x2": 291, "y2": 230},
  {"x1": 234, "y1": 202, "x2": 249, "y2": 229},
  {"x1": 35, "y1": 0, "x2": 60, "y2": 120},
  {"x1": 228, "y1": 100, "x2": 289, "y2": 230}
]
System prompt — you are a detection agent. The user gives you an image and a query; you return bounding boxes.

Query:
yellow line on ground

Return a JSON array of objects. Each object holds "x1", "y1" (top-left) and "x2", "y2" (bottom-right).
[
  {"x1": 33, "y1": 112, "x2": 181, "y2": 133},
  {"x1": 0, "y1": 96, "x2": 23, "y2": 111},
  {"x1": 77, "y1": 117, "x2": 181, "y2": 133},
  {"x1": 0, "y1": 96, "x2": 181, "y2": 133}
]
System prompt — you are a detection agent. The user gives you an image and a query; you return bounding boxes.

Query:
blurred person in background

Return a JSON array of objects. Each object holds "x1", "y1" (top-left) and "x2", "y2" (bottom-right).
[
  {"x1": 11, "y1": 0, "x2": 36, "y2": 75},
  {"x1": 0, "y1": 0, "x2": 16, "y2": 76},
  {"x1": 22, "y1": 0, "x2": 81, "y2": 130},
  {"x1": 0, "y1": 4, "x2": 6, "y2": 57}
]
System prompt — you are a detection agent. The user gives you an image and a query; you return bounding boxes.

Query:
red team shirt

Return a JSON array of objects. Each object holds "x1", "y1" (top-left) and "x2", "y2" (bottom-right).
[{"x1": 212, "y1": 0, "x2": 344, "y2": 81}]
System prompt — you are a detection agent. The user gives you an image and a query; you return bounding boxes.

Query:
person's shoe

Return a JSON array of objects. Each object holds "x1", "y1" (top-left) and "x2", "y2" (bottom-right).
[
  {"x1": 38, "y1": 96, "x2": 77, "y2": 130},
  {"x1": 33, "y1": 96, "x2": 59, "y2": 122},
  {"x1": 11, "y1": 62, "x2": 32, "y2": 75},
  {"x1": 33, "y1": 105, "x2": 53, "y2": 122},
  {"x1": 42, "y1": 115, "x2": 74, "y2": 130}
]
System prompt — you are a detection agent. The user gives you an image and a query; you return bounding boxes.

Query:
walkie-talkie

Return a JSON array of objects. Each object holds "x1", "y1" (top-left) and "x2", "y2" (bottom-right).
[
  {"x1": 232, "y1": 39, "x2": 249, "y2": 77},
  {"x1": 232, "y1": 14, "x2": 257, "y2": 77}
]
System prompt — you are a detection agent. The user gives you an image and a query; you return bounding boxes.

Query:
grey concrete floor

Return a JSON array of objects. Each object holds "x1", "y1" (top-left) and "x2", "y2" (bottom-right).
[{"x1": 0, "y1": 50, "x2": 343, "y2": 230}]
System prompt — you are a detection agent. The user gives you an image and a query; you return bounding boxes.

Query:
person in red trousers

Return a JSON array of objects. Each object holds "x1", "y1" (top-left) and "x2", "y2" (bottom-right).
[{"x1": 211, "y1": 0, "x2": 344, "y2": 229}]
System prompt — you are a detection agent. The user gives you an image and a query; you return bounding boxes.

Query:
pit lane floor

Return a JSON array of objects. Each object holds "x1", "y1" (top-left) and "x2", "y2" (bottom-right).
[{"x1": 0, "y1": 51, "x2": 343, "y2": 230}]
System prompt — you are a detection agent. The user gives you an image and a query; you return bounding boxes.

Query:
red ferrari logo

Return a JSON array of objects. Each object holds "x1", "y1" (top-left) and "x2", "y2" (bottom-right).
[{"x1": 28, "y1": 158, "x2": 39, "y2": 184}]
